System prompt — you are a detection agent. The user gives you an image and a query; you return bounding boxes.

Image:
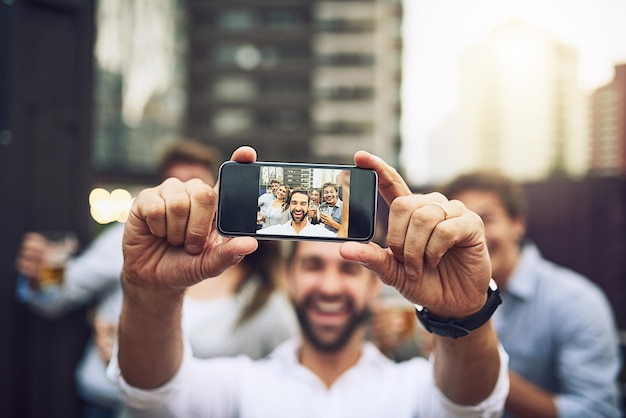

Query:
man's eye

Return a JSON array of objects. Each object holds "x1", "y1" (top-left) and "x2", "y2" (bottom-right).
[
  {"x1": 301, "y1": 258, "x2": 323, "y2": 271},
  {"x1": 341, "y1": 262, "x2": 363, "y2": 276}
]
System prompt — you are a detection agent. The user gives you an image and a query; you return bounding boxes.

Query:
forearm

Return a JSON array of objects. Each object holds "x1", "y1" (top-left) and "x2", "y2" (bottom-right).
[
  {"x1": 118, "y1": 277, "x2": 185, "y2": 389},
  {"x1": 434, "y1": 321, "x2": 501, "y2": 405},
  {"x1": 505, "y1": 370, "x2": 556, "y2": 418}
]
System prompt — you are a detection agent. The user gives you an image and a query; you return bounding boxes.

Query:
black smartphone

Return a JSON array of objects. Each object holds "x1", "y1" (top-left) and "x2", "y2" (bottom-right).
[{"x1": 217, "y1": 161, "x2": 377, "y2": 242}]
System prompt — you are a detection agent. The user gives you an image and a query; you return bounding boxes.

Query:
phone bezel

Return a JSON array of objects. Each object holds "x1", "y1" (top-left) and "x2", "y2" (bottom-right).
[{"x1": 217, "y1": 161, "x2": 377, "y2": 242}]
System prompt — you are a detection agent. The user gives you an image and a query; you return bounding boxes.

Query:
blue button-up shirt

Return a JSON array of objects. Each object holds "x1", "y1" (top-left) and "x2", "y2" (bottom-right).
[{"x1": 493, "y1": 243, "x2": 622, "y2": 417}]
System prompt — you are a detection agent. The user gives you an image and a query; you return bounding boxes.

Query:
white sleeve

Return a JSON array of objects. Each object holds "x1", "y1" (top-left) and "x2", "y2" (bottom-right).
[
  {"x1": 107, "y1": 339, "x2": 247, "y2": 418},
  {"x1": 423, "y1": 343, "x2": 510, "y2": 418},
  {"x1": 19, "y1": 223, "x2": 125, "y2": 318}
]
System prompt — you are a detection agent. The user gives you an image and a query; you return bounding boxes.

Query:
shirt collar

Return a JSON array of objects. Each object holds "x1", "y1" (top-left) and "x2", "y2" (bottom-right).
[
  {"x1": 505, "y1": 242, "x2": 542, "y2": 300},
  {"x1": 271, "y1": 338, "x2": 391, "y2": 371}
]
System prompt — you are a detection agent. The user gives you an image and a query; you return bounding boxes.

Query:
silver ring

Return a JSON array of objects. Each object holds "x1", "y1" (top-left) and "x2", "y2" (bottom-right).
[{"x1": 430, "y1": 202, "x2": 449, "y2": 220}]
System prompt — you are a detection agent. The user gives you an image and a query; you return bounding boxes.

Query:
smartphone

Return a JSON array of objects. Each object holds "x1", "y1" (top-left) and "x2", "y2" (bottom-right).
[{"x1": 217, "y1": 161, "x2": 377, "y2": 242}]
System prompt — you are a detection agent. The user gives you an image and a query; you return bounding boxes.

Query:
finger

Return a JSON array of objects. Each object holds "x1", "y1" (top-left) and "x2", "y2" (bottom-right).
[
  {"x1": 353, "y1": 150, "x2": 412, "y2": 204},
  {"x1": 402, "y1": 198, "x2": 466, "y2": 276},
  {"x1": 423, "y1": 208, "x2": 484, "y2": 269},
  {"x1": 386, "y1": 195, "x2": 417, "y2": 263},
  {"x1": 16, "y1": 234, "x2": 49, "y2": 276},
  {"x1": 340, "y1": 242, "x2": 401, "y2": 288},
  {"x1": 184, "y1": 179, "x2": 217, "y2": 254},
  {"x1": 159, "y1": 178, "x2": 192, "y2": 247},
  {"x1": 135, "y1": 186, "x2": 168, "y2": 238},
  {"x1": 215, "y1": 146, "x2": 257, "y2": 198},
  {"x1": 230, "y1": 146, "x2": 257, "y2": 163}
]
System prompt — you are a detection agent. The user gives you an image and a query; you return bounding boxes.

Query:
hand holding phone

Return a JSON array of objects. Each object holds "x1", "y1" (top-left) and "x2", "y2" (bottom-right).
[{"x1": 217, "y1": 161, "x2": 378, "y2": 242}]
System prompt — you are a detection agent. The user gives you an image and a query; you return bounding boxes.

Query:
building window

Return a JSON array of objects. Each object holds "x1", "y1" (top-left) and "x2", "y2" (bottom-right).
[
  {"x1": 262, "y1": 10, "x2": 308, "y2": 29},
  {"x1": 314, "y1": 86, "x2": 373, "y2": 100},
  {"x1": 315, "y1": 121, "x2": 372, "y2": 135},
  {"x1": 315, "y1": 19, "x2": 375, "y2": 33},
  {"x1": 316, "y1": 53, "x2": 375, "y2": 66},
  {"x1": 216, "y1": 10, "x2": 257, "y2": 31},
  {"x1": 213, "y1": 76, "x2": 258, "y2": 101},
  {"x1": 212, "y1": 109, "x2": 253, "y2": 136},
  {"x1": 258, "y1": 110, "x2": 306, "y2": 131},
  {"x1": 261, "y1": 78, "x2": 309, "y2": 96}
]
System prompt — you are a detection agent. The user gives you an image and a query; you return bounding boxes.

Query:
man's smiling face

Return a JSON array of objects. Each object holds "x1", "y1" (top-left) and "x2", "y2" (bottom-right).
[
  {"x1": 287, "y1": 242, "x2": 379, "y2": 352},
  {"x1": 290, "y1": 192, "x2": 309, "y2": 224}
]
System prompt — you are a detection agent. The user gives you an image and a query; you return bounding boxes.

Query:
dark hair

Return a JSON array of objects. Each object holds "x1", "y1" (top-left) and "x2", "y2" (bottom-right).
[
  {"x1": 278, "y1": 184, "x2": 291, "y2": 212},
  {"x1": 236, "y1": 241, "x2": 284, "y2": 326},
  {"x1": 322, "y1": 182, "x2": 338, "y2": 193},
  {"x1": 270, "y1": 179, "x2": 281, "y2": 185},
  {"x1": 289, "y1": 189, "x2": 310, "y2": 203},
  {"x1": 157, "y1": 140, "x2": 223, "y2": 180},
  {"x1": 440, "y1": 170, "x2": 528, "y2": 219}
]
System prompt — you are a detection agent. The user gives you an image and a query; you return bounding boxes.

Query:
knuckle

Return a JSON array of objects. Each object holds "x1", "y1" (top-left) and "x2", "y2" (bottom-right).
[
  {"x1": 186, "y1": 226, "x2": 208, "y2": 240},
  {"x1": 193, "y1": 186, "x2": 216, "y2": 205},
  {"x1": 168, "y1": 197, "x2": 191, "y2": 217}
]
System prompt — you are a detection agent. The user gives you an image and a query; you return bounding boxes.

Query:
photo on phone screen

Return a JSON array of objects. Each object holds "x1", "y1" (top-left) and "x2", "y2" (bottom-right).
[{"x1": 217, "y1": 161, "x2": 377, "y2": 242}]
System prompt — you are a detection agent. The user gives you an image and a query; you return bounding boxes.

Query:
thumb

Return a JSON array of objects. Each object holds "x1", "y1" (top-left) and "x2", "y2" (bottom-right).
[
  {"x1": 202, "y1": 237, "x2": 258, "y2": 278},
  {"x1": 340, "y1": 242, "x2": 399, "y2": 286}
]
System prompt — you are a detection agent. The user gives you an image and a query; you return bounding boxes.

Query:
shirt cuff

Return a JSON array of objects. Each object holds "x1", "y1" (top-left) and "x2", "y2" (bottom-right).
[{"x1": 106, "y1": 339, "x2": 192, "y2": 410}]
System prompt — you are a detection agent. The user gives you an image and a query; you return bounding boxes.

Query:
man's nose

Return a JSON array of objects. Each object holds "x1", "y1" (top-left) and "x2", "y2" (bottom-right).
[{"x1": 317, "y1": 269, "x2": 342, "y2": 294}]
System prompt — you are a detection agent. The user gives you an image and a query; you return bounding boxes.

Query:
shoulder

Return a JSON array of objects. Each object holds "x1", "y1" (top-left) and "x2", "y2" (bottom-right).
[{"x1": 527, "y1": 253, "x2": 617, "y2": 332}]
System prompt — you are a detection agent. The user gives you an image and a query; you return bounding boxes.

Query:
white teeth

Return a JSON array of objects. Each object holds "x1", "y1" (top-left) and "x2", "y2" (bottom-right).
[{"x1": 317, "y1": 301, "x2": 343, "y2": 313}]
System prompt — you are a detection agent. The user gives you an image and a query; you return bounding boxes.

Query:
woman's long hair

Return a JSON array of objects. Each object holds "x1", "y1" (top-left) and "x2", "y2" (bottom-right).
[{"x1": 235, "y1": 240, "x2": 284, "y2": 326}]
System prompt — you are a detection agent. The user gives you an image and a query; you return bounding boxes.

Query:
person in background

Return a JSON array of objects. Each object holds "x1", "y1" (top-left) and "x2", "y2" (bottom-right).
[
  {"x1": 307, "y1": 188, "x2": 321, "y2": 224},
  {"x1": 440, "y1": 169, "x2": 622, "y2": 418},
  {"x1": 369, "y1": 284, "x2": 434, "y2": 362},
  {"x1": 107, "y1": 146, "x2": 509, "y2": 417},
  {"x1": 15, "y1": 140, "x2": 298, "y2": 418},
  {"x1": 318, "y1": 182, "x2": 343, "y2": 233},
  {"x1": 258, "y1": 184, "x2": 290, "y2": 228}
]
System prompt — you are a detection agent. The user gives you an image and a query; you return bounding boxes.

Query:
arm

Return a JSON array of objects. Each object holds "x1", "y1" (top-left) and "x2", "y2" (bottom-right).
[
  {"x1": 506, "y1": 284, "x2": 622, "y2": 418},
  {"x1": 117, "y1": 147, "x2": 259, "y2": 389},
  {"x1": 506, "y1": 370, "x2": 557, "y2": 418},
  {"x1": 16, "y1": 225, "x2": 124, "y2": 318},
  {"x1": 341, "y1": 151, "x2": 505, "y2": 407}
]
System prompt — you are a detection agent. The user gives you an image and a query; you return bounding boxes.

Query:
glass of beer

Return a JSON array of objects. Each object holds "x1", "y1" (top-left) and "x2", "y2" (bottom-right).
[{"x1": 39, "y1": 231, "x2": 78, "y2": 289}]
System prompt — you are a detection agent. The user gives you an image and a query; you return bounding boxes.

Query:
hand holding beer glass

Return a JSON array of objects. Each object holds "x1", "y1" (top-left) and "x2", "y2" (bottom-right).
[
  {"x1": 16, "y1": 231, "x2": 78, "y2": 291},
  {"x1": 371, "y1": 289, "x2": 433, "y2": 358}
]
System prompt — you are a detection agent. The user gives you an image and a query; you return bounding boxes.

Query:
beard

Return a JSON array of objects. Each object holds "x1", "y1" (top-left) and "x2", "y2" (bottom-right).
[
  {"x1": 293, "y1": 295, "x2": 370, "y2": 353},
  {"x1": 291, "y1": 208, "x2": 307, "y2": 223}
]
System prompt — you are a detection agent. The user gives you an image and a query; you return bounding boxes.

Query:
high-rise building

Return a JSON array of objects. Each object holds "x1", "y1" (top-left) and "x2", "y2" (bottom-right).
[
  {"x1": 589, "y1": 63, "x2": 626, "y2": 177},
  {"x1": 185, "y1": 0, "x2": 402, "y2": 165},
  {"x1": 310, "y1": 0, "x2": 402, "y2": 165},
  {"x1": 430, "y1": 21, "x2": 587, "y2": 183}
]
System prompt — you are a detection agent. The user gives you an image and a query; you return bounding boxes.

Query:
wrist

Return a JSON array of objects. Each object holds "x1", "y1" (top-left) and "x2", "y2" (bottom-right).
[
  {"x1": 122, "y1": 273, "x2": 185, "y2": 315},
  {"x1": 416, "y1": 279, "x2": 502, "y2": 339}
]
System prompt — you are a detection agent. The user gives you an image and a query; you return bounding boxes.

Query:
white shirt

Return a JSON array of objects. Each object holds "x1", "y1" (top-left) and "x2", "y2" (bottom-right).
[
  {"x1": 257, "y1": 220, "x2": 336, "y2": 237},
  {"x1": 257, "y1": 192, "x2": 276, "y2": 208},
  {"x1": 109, "y1": 339, "x2": 509, "y2": 418}
]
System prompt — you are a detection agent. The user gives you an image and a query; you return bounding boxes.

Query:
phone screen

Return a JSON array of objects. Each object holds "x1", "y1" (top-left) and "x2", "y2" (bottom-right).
[{"x1": 217, "y1": 161, "x2": 377, "y2": 242}]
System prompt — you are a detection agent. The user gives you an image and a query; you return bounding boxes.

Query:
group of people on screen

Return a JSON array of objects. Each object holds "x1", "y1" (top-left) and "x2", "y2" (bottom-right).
[{"x1": 257, "y1": 179, "x2": 343, "y2": 238}]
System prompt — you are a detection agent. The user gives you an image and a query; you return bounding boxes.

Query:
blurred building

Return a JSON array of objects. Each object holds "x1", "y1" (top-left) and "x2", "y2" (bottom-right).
[
  {"x1": 185, "y1": 0, "x2": 402, "y2": 165},
  {"x1": 429, "y1": 21, "x2": 588, "y2": 183},
  {"x1": 589, "y1": 63, "x2": 626, "y2": 177},
  {"x1": 92, "y1": 0, "x2": 187, "y2": 184}
]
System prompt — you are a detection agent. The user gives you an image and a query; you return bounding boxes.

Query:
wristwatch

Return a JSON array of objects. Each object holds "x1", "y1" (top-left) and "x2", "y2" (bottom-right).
[{"x1": 415, "y1": 279, "x2": 502, "y2": 339}]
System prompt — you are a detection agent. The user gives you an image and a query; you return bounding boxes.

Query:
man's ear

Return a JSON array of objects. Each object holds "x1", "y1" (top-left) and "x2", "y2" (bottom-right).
[{"x1": 512, "y1": 216, "x2": 526, "y2": 242}]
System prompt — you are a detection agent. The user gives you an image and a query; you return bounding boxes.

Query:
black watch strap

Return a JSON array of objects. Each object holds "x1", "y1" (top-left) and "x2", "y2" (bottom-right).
[{"x1": 415, "y1": 279, "x2": 502, "y2": 339}]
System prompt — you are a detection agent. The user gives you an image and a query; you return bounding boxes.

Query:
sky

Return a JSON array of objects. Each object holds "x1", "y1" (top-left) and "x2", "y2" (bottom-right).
[{"x1": 401, "y1": 0, "x2": 626, "y2": 185}]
